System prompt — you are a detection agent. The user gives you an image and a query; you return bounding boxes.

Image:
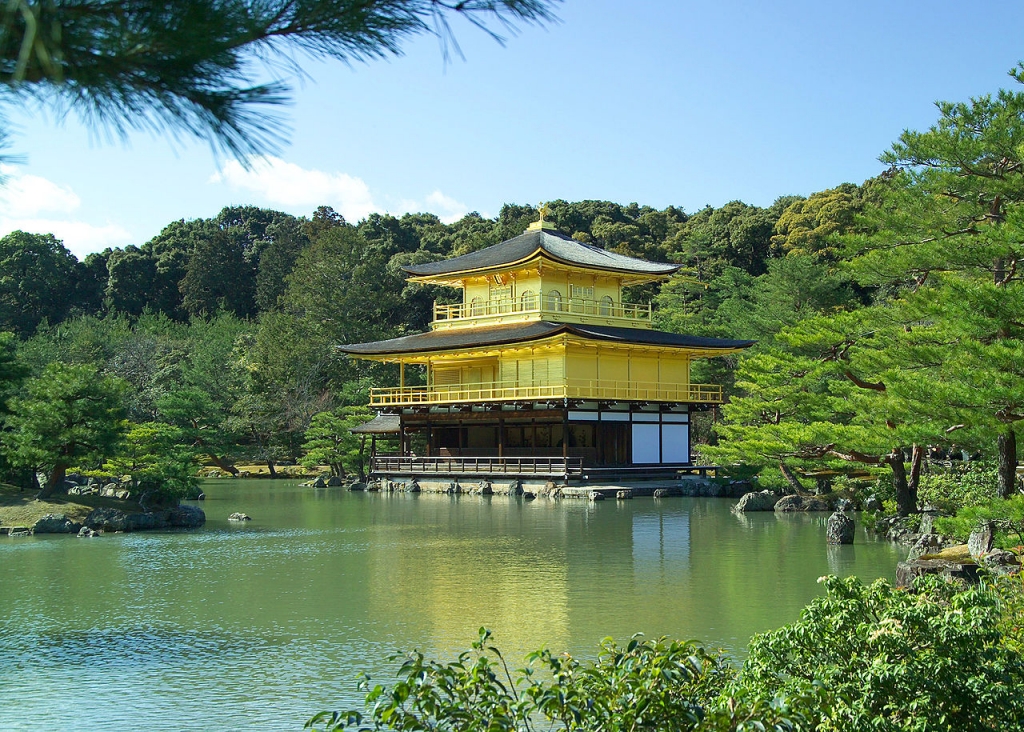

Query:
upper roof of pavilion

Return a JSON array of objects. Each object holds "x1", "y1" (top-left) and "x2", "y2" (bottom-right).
[{"x1": 403, "y1": 225, "x2": 681, "y2": 284}]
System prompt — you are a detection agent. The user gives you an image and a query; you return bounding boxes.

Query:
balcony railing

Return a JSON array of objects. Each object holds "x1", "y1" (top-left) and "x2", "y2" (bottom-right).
[
  {"x1": 432, "y1": 297, "x2": 651, "y2": 326},
  {"x1": 369, "y1": 379, "x2": 723, "y2": 406},
  {"x1": 371, "y1": 455, "x2": 585, "y2": 478}
]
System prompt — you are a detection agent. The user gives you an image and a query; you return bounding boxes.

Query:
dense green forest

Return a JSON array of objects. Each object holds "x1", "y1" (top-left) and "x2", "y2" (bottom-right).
[
  {"x1": 2, "y1": 72, "x2": 1023, "y2": 544},
  {"x1": 0, "y1": 192, "x2": 867, "y2": 486}
]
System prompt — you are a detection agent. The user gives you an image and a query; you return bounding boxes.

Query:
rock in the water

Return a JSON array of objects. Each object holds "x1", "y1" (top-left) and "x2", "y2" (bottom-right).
[
  {"x1": 349, "y1": 482, "x2": 367, "y2": 491},
  {"x1": 228, "y1": 512, "x2": 252, "y2": 521},
  {"x1": 864, "y1": 495, "x2": 883, "y2": 512},
  {"x1": 32, "y1": 513, "x2": 81, "y2": 534},
  {"x1": 8, "y1": 527, "x2": 31, "y2": 537},
  {"x1": 167, "y1": 505, "x2": 205, "y2": 528},
  {"x1": 774, "y1": 495, "x2": 830, "y2": 512},
  {"x1": 326, "y1": 476, "x2": 343, "y2": 487},
  {"x1": 477, "y1": 481, "x2": 493, "y2": 496},
  {"x1": 77, "y1": 526, "x2": 99, "y2": 538},
  {"x1": 311, "y1": 476, "x2": 327, "y2": 488},
  {"x1": 826, "y1": 511, "x2": 855, "y2": 545},
  {"x1": 406, "y1": 480, "x2": 420, "y2": 493},
  {"x1": 896, "y1": 558, "x2": 980, "y2": 588},
  {"x1": 616, "y1": 489, "x2": 633, "y2": 500},
  {"x1": 733, "y1": 490, "x2": 779, "y2": 512},
  {"x1": 968, "y1": 521, "x2": 995, "y2": 559},
  {"x1": 588, "y1": 491, "x2": 605, "y2": 502}
]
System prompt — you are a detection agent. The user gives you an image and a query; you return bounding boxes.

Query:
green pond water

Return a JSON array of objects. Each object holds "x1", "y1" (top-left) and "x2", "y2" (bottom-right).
[{"x1": 0, "y1": 480, "x2": 905, "y2": 730}]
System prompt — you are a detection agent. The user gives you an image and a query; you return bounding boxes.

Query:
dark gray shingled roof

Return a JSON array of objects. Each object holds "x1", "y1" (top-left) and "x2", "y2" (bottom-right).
[
  {"x1": 338, "y1": 322, "x2": 754, "y2": 356},
  {"x1": 402, "y1": 229, "x2": 681, "y2": 278}
]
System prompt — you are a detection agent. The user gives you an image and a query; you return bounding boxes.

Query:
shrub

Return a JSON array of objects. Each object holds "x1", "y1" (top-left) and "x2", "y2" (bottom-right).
[
  {"x1": 310, "y1": 578, "x2": 1024, "y2": 732},
  {"x1": 306, "y1": 630, "x2": 805, "y2": 732},
  {"x1": 934, "y1": 495, "x2": 1024, "y2": 547},
  {"x1": 738, "y1": 575, "x2": 1024, "y2": 731},
  {"x1": 918, "y1": 463, "x2": 999, "y2": 514}
]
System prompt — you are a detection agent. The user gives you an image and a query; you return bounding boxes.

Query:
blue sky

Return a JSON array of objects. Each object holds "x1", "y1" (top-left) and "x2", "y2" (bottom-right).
[{"x1": 3, "y1": 0, "x2": 1024, "y2": 259}]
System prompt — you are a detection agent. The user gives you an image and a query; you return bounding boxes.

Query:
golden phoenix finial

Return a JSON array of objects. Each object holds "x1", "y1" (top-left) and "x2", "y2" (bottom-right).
[{"x1": 537, "y1": 202, "x2": 551, "y2": 222}]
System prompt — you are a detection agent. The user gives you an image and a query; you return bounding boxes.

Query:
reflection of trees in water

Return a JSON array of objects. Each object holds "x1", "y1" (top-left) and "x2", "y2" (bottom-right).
[{"x1": 354, "y1": 493, "x2": 902, "y2": 662}]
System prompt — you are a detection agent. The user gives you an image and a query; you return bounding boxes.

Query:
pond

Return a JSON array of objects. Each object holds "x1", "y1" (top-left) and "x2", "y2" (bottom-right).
[{"x1": 0, "y1": 480, "x2": 905, "y2": 731}]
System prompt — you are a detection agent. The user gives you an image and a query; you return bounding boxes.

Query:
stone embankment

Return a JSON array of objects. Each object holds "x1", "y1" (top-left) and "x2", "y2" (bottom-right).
[
  {"x1": 893, "y1": 519, "x2": 1021, "y2": 587},
  {"x1": 343, "y1": 476, "x2": 754, "y2": 500},
  {"x1": 5, "y1": 505, "x2": 206, "y2": 537}
]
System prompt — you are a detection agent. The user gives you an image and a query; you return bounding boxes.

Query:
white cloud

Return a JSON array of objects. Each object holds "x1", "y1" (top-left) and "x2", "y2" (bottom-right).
[
  {"x1": 0, "y1": 217, "x2": 134, "y2": 259},
  {"x1": 0, "y1": 166, "x2": 134, "y2": 259},
  {"x1": 211, "y1": 155, "x2": 377, "y2": 222},
  {"x1": 212, "y1": 155, "x2": 471, "y2": 225},
  {"x1": 423, "y1": 190, "x2": 470, "y2": 224},
  {"x1": 0, "y1": 164, "x2": 80, "y2": 216}
]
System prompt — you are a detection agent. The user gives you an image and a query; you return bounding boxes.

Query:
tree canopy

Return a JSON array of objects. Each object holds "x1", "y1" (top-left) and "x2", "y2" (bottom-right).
[{"x1": 0, "y1": 0, "x2": 557, "y2": 157}]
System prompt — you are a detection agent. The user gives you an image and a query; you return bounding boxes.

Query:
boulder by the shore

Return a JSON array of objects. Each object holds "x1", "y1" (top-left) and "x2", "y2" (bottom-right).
[
  {"x1": 733, "y1": 490, "x2": 779, "y2": 512},
  {"x1": 896, "y1": 557, "x2": 980, "y2": 587},
  {"x1": 32, "y1": 513, "x2": 82, "y2": 534},
  {"x1": 774, "y1": 495, "x2": 830, "y2": 512}
]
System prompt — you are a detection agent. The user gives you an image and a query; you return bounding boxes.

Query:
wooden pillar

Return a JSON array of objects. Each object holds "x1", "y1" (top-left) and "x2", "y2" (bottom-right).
[
  {"x1": 370, "y1": 435, "x2": 376, "y2": 456},
  {"x1": 400, "y1": 362, "x2": 405, "y2": 388},
  {"x1": 562, "y1": 410, "x2": 569, "y2": 459},
  {"x1": 498, "y1": 417, "x2": 505, "y2": 460},
  {"x1": 426, "y1": 421, "x2": 432, "y2": 457}
]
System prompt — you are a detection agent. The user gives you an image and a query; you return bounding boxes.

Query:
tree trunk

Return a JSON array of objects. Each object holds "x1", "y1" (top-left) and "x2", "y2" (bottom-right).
[
  {"x1": 36, "y1": 463, "x2": 67, "y2": 500},
  {"x1": 266, "y1": 460, "x2": 277, "y2": 479},
  {"x1": 207, "y1": 453, "x2": 239, "y2": 476},
  {"x1": 998, "y1": 428, "x2": 1018, "y2": 498},
  {"x1": 778, "y1": 461, "x2": 806, "y2": 494},
  {"x1": 908, "y1": 444, "x2": 923, "y2": 504},
  {"x1": 886, "y1": 450, "x2": 915, "y2": 517}
]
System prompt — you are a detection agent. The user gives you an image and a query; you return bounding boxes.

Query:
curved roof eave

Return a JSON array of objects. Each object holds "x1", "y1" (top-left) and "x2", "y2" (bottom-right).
[
  {"x1": 401, "y1": 229, "x2": 681, "y2": 279},
  {"x1": 338, "y1": 322, "x2": 755, "y2": 357}
]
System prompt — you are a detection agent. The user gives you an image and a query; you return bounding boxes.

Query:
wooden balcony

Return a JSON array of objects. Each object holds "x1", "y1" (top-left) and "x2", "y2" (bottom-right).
[
  {"x1": 369, "y1": 379, "x2": 723, "y2": 407},
  {"x1": 431, "y1": 297, "x2": 652, "y2": 329}
]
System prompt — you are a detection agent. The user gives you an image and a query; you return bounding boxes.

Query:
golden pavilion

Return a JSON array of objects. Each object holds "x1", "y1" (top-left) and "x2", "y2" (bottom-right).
[{"x1": 339, "y1": 210, "x2": 753, "y2": 482}]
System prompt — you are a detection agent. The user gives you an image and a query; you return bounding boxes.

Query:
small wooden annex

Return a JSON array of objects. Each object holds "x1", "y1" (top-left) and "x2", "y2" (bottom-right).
[{"x1": 340, "y1": 212, "x2": 753, "y2": 481}]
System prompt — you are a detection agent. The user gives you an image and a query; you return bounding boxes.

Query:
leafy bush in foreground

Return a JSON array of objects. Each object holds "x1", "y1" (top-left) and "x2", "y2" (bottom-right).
[
  {"x1": 306, "y1": 631, "x2": 806, "y2": 731},
  {"x1": 741, "y1": 575, "x2": 1024, "y2": 732},
  {"x1": 309, "y1": 576, "x2": 1024, "y2": 732}
]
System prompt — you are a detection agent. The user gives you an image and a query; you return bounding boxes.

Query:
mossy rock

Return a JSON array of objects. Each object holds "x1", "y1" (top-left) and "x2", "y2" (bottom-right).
[{"x1": 919, "y1": 544, "x2": 976, "y2": 564}]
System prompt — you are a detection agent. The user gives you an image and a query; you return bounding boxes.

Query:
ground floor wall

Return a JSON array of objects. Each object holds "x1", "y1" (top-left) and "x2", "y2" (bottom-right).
[{"x1": 397, "y1": 403, "x2": 692, "y2": 467}]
